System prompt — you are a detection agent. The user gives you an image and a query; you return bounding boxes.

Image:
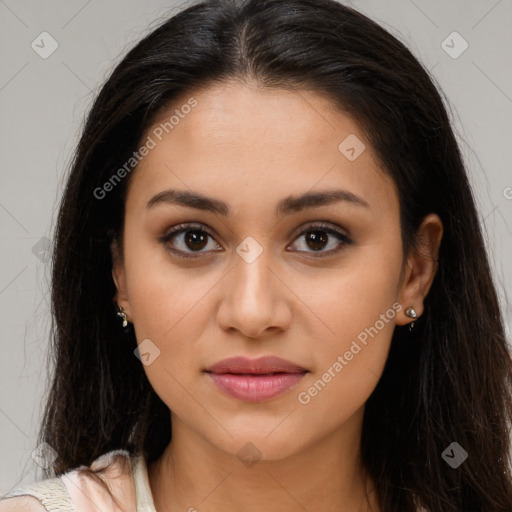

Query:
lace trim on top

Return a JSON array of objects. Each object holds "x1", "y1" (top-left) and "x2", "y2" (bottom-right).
[
  {"x1": 1, "y1": 450, "x2": 156, "y2": 512},
  {"x1": 2, "y1": 477, "x2": 77, "y2": 512}
]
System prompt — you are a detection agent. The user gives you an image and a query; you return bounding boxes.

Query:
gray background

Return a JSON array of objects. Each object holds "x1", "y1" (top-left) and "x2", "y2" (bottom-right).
[{"x1": 1, "y1": 0, "x2": 511, "y2": 493}]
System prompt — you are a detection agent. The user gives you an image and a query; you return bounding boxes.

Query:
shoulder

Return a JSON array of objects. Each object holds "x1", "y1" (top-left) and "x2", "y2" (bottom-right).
[
  {"x1": 1, "y1": 449, "x2": 137, "y2": 512},
  {"x1": 1, "y1": 475, "x2": 72, "y2": 512},
  {"x1": 0, "y1": 495, "x2": 47, "y2": 511},
  {"x1": 64, "y1": 449, "x2": 137, "y2": 512}
]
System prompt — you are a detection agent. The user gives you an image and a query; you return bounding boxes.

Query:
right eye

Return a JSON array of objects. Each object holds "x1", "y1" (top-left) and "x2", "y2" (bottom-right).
[{"x1": 159, "y1": 223, "x2": 223, "y2": 259}]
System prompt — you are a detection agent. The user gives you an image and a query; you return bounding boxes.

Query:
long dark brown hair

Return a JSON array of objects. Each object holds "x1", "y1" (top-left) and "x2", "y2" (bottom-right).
[{"x1": 36, "y1": 0, "x2": 512, "y2": 510}]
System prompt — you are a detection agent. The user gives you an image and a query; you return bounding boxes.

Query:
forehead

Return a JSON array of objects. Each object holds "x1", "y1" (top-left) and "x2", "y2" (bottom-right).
[{"x1": 126, "y1": 81, "x2": 398, "y2": 219}]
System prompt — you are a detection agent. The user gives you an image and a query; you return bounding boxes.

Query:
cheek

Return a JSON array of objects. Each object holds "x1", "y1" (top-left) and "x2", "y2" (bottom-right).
[
  {"x1": 123, "y1": 224, "x2": 214, "y2": 333},
  {"x1": 121, "y1": 234, "x2": 218, "y2": 387},
  {"x1": 291, "y1": 234, "x2": 402, "y2": 409},
  {"x1": 125, "y1": 261, "x2": 215, "y2": 412},
  {"x1": 293, "y1": 232, "x2": 402, "y2": 346}
]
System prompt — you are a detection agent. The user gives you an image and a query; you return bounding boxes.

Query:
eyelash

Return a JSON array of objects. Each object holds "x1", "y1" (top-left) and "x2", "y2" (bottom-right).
[{"x1": 158, "y1": 222, "x2": 353, "y2": 260}]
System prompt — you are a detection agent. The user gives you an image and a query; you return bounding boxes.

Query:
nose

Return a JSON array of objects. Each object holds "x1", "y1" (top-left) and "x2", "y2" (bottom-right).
[{"x1": 216, "y1": 249, "x2": 293, "y2": 340}]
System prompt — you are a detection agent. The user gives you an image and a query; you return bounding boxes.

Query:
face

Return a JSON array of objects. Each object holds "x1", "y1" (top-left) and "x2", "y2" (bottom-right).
[{"x1": 112, "y1": 80, "x2": 440, "y2": 460}]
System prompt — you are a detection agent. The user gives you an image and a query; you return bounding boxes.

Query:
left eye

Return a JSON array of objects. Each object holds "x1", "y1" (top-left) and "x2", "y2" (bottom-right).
[
  {"x1": 159, "y1": 222, "x2": 352, "y2": 259},
  {"x1": 288, "y1": 223, "x2": 352, "y2": 256}
]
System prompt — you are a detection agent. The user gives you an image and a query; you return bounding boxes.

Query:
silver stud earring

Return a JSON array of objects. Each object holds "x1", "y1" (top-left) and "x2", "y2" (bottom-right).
[
  {"x1": 405, "y1": 307, "x2": 418, "y2": 331},
  {"x1": 116, "y1": 306, "x2": 128, "y2": 327}
]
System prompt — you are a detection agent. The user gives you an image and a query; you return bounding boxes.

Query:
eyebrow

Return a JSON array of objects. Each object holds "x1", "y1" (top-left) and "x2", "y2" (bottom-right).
[{"x1": 146, "y1": 188, "x2": 370, "y2": 216}]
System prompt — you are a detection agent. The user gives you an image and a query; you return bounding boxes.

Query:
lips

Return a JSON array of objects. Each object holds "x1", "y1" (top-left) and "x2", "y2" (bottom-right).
[
  {"x1": 204, "y1": 356, "x2": 308, "y2": 402},
  {"x1": 205, "y1": 355, "x2": 308, "y2": 374}
]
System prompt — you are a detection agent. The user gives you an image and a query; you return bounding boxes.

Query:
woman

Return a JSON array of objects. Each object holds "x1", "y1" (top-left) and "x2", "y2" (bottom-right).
[{"x1": 1, "y1": 0, "x2": 511, "y2": 510}]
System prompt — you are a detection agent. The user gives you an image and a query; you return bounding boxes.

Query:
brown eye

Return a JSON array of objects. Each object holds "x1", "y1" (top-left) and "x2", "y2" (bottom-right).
[
  {"x1": 182, "y1": 230, "x2": 209, "y2": 251},
  {"x1": 159, "y1": 223, "x2": 222, "y2": 259},
  {"x1": 288, "y1": 222, "x2": 353, "y2": 257},
  {"x1": 304, "y1": 230, "x2": 329, "y2": 251}
]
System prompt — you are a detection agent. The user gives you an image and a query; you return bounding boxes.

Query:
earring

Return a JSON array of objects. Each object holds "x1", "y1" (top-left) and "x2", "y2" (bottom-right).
[
  {"x1": 116, "y1": 305, "x2": 128, "y2": 327},
  {"x1": 405, "y1": 307, "x2": 418, "y2": 331}
]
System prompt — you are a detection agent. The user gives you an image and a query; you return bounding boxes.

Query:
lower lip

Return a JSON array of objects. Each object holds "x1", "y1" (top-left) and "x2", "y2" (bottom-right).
[{"x1": 206, "y1": 372, "x2": 307, "y2": 402}]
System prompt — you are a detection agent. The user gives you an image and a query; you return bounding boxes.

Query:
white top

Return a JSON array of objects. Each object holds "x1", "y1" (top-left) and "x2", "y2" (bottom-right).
[{"x1": 1, "y1": 449, "x2": 157, "y2": 512}]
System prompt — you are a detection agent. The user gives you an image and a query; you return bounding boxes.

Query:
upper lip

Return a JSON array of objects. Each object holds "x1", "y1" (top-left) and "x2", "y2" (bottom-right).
[{"x1": 205, "y1": 356, "x2": 308, "y2": 374}]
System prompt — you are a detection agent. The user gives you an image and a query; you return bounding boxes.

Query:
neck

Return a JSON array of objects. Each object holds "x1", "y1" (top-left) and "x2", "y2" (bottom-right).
[{"x1": 147, "y1": 408, "x2": 381, "y2": 512}]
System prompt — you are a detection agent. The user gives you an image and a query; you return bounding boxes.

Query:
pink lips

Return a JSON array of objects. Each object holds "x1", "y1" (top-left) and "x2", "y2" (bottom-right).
[{"x1": 204, "y1": 355, "x2": 308, "y2": 402}]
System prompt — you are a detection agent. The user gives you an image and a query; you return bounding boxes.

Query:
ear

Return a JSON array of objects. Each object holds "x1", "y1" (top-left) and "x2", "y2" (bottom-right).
[
  {"x1": 396, "y1": 213, "x2": 443, "y2": 326},
  {"x1": 111, "y1": 237, "x2": 132, "y2": 320}
]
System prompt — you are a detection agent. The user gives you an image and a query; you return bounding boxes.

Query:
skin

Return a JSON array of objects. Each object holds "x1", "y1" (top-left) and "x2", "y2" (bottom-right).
[{"x1": 112, "y1": 79, "x2": 443, "y2": 512}]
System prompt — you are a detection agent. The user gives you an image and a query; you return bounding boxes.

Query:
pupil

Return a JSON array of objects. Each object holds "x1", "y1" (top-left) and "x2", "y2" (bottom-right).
[
  {"x1": 185, "y1": 230, "x2": 208, "y2": 251},
  {"x1": 307, "y1": 231, "x2": 328, "y2": 250}
]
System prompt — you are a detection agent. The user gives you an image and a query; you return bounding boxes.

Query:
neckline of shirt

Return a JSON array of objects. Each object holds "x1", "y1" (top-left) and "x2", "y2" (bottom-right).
[{"x1": 131, "y1": 451, "x2": 158, "y2": 512}]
